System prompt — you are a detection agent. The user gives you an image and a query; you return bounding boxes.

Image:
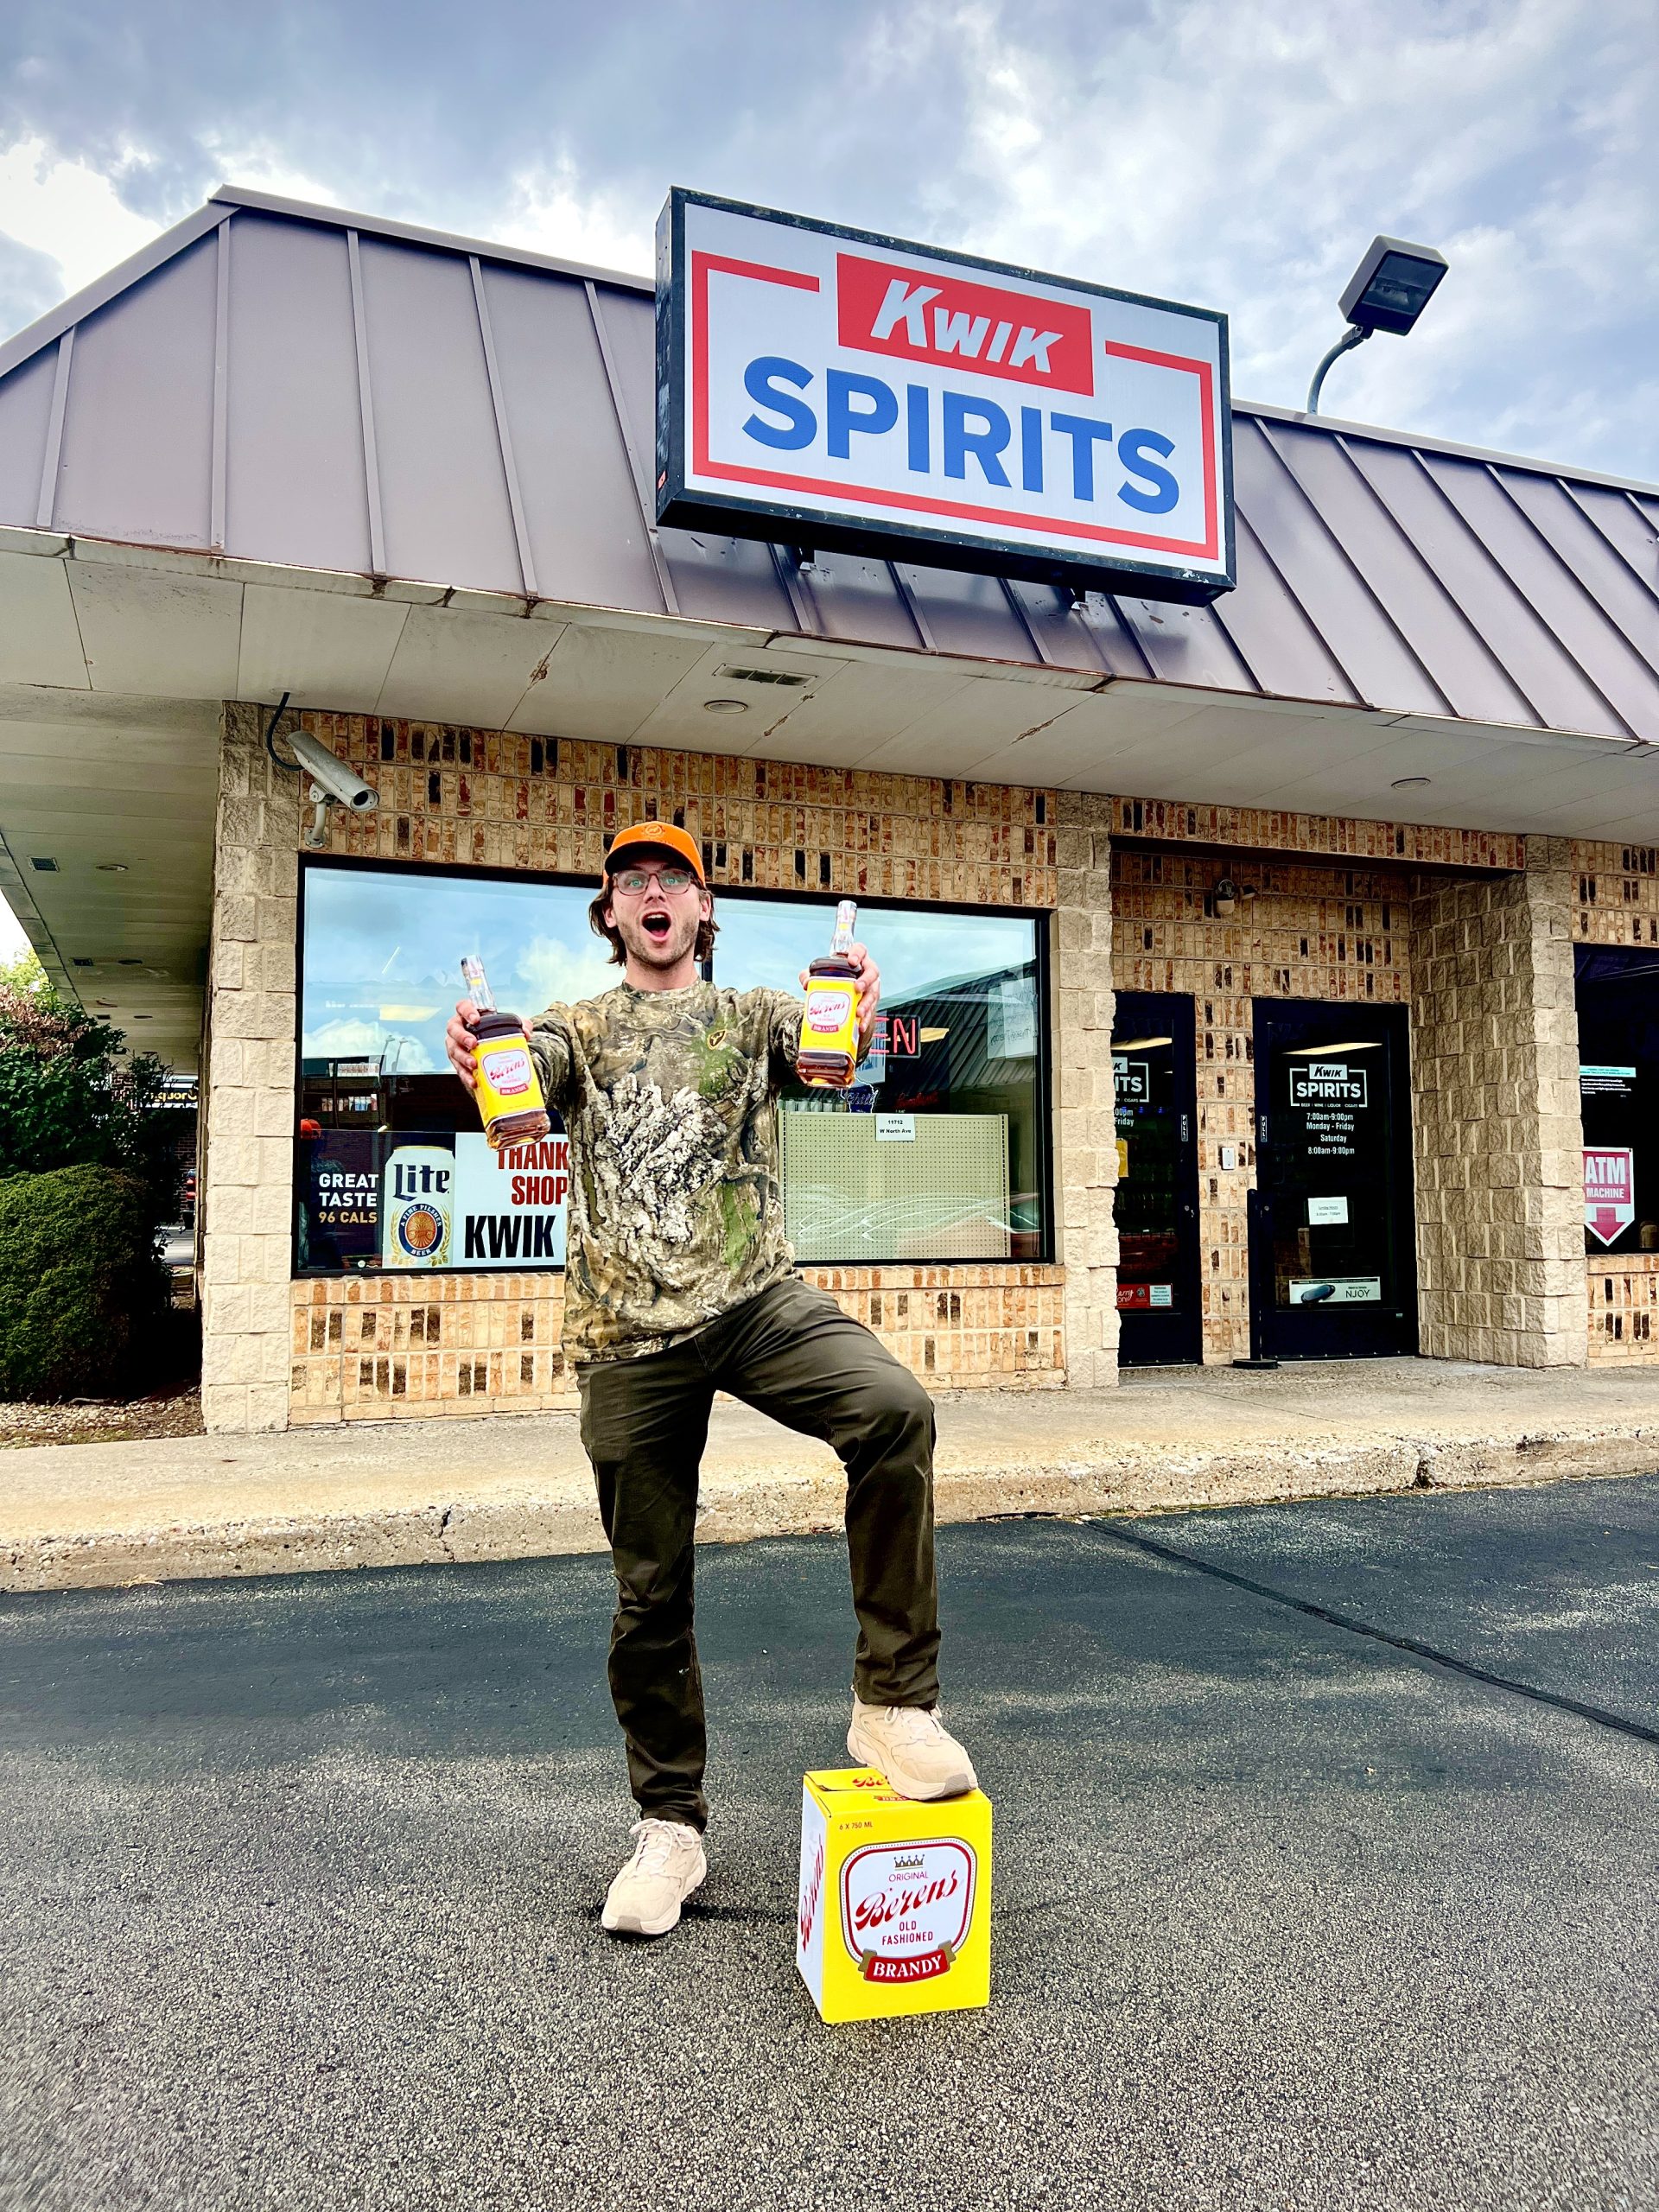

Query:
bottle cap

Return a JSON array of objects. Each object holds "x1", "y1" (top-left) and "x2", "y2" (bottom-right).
[{"x1": 460, "y1": 955, "x2": 495, "y2": 1012}]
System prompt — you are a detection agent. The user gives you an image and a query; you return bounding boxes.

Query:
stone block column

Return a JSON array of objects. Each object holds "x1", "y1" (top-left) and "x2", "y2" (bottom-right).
[
  {"x1": 1410, "y1": 836, "x2": 1585, "y2": 1366},
  {"x1": 1052, "y1": 795, "x2": 1119, "y2": 1387},
  {"x1": 199, "y1": 702, "x2": 302, "y2": 1432}
]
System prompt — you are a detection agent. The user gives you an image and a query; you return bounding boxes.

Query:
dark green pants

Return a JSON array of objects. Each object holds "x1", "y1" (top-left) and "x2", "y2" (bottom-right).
[{"x1": 577, "y1": 1274, "x2": 941, "y2": 1831}]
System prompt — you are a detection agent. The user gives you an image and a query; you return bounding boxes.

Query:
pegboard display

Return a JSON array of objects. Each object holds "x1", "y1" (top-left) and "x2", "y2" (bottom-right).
[{"x1": 780, "y1": 1111, "x2": 1011, "y2": 1262}]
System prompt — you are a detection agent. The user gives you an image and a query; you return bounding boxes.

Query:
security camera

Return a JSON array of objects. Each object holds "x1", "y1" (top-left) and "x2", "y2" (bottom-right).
[{"x1": 284, "y1": 728, "x2": 380, "y2": 813}]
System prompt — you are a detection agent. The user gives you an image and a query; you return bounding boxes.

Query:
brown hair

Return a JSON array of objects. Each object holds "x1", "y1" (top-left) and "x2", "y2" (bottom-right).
[{"x1": 588, "y1": 883, "x2": 718, "y2": 968}]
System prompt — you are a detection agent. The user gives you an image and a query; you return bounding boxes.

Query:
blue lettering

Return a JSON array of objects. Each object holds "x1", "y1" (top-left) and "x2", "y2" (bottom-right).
[
  {"x1": 826, "y1": 369, "x2": 898, "y2": 460},
  {"x1": 742, "y1": 357, "x2": 815, "y2": 450},
  {"x1": 906, "y1": 384, "x2": 930, "y2": 474},
  {"x1": 1118, "y1": 428, "x2": 1179, "y2": 513},
  {"x1": 1049, "y1": 411, "x2": 1114, "y2": 502},
  {"x1": 942, "y1": 391, "x2": 1011, "y2": 487},
  {"x1": 1020, "y1": 406, "x2": 1044, "y2": 494}
]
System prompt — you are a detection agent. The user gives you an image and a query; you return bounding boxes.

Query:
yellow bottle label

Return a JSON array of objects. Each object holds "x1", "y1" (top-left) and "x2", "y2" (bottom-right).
[
  {"x1": 474, "y1": 1035, "x2": 546, "y2": 1126},
  {"x1": 798, "y1": 981, "x2": 858, "y2": 1065}
]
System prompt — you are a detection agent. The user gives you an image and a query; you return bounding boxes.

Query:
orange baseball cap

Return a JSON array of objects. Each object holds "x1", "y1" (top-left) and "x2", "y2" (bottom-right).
[{"x1": 603, "y1": 820, "x2": 706, "y2": 885}]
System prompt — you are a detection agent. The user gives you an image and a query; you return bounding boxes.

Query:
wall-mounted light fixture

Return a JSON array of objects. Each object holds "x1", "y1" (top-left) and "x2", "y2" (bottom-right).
[{"x1": 1306, "y1": 235, "x2": 1448, "y2": 415}]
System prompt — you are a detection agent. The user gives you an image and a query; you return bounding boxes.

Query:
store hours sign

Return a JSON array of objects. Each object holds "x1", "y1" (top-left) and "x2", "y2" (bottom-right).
[{"x1": 656, "y1": 189, "x2": 1235, "y2": 602}]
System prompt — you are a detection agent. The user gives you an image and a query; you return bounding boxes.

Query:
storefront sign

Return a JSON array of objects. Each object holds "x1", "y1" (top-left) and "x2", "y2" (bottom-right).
[
  {"x1": 874, "y1": 1113, "x2": 916, "y2": 1142},
  {"x1": 657, "y1": 189, "x2": 1234, "y2": 601},
  {"x1": 1290, "y1": 1277, "x2": 1382, "y2": 1305},
  {"x1": 454, "y1": 1133, "x2": 569, "y2": 1265},
  {"x1": 304, "y1": 1129, "x2": 568, "y2": 1272},
  {"x1": 1114, "y1": 1058, "x2": 1150, "y2": 1104},
  {"x1": 1584, "y1": 1146, "x2": 1635, "y2": 1246},
  {"x1": 1288, "y1": 1062, "x2": 1368, "y2": 1109},
  {"x1": 1116, "y1": 1282, "x2": 1174, "y2": 1309}
]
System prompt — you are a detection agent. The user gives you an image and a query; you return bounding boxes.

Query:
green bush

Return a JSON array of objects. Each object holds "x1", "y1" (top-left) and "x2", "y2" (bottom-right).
[{"x1": 0, "y1": 1165, "x2": 168, "y2": 1401}]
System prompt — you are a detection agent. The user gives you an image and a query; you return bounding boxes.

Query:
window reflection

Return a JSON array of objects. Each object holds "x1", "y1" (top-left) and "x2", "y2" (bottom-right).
[{"x1": 715, "y1": 893, "x2": 1046, "y2": 1263}]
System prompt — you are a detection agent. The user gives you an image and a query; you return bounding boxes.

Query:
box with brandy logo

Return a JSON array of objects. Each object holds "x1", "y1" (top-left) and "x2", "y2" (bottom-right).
[{"x1": 795, "y1": 1767, "x2": 992, "y2": 2024}]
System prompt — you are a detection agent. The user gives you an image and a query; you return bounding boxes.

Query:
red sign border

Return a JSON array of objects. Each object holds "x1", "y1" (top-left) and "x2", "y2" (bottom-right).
[{"x1": 690, "y1": 251, "x2": 1222, "y2": 566}]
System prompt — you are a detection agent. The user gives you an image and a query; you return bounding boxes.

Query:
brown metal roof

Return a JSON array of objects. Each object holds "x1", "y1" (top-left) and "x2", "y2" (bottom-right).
[{"x1": 3, "y1": 184, "x2": 1657, "y2": 744}]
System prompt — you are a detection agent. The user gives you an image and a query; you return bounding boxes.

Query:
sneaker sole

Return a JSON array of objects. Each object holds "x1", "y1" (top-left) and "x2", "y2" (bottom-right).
[
  {"x1": 847, "y1": 1729, "x2": 976, "y2": 1801},
  {"x1": 601, "y1": 1860, "x2": 707, "y2": 1939}
]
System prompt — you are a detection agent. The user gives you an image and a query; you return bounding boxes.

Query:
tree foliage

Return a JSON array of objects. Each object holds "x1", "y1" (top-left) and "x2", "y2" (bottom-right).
[{"x1": 0, "y1": 974, "x2": 181, "y2": 1222}]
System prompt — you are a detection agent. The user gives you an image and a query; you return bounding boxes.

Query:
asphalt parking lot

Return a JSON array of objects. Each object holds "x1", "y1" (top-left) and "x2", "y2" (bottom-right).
[{"x1": 2, "y1": 1476, "x2": 1656, "y2": 2212}]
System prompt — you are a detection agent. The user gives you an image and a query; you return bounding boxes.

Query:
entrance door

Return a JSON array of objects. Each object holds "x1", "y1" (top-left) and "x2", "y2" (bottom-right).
[
  {"x1": 1249, "y1": 1001, "x2": 1417, "y2": 1360},
  {"x1": 1113, "y1": 991, "x2": 1202, "y2": 1365}
]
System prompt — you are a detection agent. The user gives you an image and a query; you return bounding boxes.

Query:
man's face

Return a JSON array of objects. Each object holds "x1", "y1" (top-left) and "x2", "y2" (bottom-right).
[{"x1": 603, "y1": 856, "x2": 711, "y2": 971}]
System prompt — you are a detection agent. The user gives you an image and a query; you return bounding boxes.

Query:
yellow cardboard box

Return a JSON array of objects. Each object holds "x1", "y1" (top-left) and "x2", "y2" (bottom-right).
[{"x1": 795, "y1": 1767, "x2": 992, "y2": 2024}]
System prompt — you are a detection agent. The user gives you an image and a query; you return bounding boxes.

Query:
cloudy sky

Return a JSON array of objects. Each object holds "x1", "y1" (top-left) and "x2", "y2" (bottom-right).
[{"x1": 2, "y1": 0, "x2": 1656, "y2": 484}]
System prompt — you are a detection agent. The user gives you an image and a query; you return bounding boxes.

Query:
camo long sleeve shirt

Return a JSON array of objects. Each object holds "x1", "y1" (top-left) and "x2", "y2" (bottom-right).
[{"x1": 527, "y1": 982, "x2": 803, "y2": 1365}]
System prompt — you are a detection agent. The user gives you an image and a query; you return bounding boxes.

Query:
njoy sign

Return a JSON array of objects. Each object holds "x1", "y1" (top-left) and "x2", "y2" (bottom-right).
[{"x1": 657, "y1": 189, "x2": 1234, "y2": 602}]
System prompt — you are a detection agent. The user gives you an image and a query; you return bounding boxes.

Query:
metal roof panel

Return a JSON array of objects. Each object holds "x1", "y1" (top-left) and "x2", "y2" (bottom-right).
[
  {"x1": 1227, "y1": 416, "x2": 1451, "y2": 715},
  {"x1": 0, "y1": 345, "x2": 55, "y2": 528},
  {"x1": 53, "y1": 232, "x2": 219, "y2": 550},
  {"x1": 224, "y1": 213, "x2": 373, "y2": 575},
  {"x1": 354, "y1": 235, "x2": 524, "y2": 594}
]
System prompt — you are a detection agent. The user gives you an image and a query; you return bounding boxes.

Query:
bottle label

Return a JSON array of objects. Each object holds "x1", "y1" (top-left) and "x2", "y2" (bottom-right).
[
  {"x1": 805, "y1": 986, "x2": 855, "y2": 1038},
  {"x1": 478, "y1": 1042, "x2": 532, "y2": 1099}
]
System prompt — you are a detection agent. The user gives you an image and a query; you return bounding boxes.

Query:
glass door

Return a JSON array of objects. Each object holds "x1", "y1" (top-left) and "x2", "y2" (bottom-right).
[
  {"x1": 1249, "y1": 1001, "x2": 1416, "y2": 1359},
  {"x1": 1113, "y1": 992, "x2": 1202, "y2": 1366}
]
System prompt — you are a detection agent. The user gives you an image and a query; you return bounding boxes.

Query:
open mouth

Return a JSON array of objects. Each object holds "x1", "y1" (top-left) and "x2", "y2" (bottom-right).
[{"x1": 642, "y1": 912, "x2": 672, "y2": 942}]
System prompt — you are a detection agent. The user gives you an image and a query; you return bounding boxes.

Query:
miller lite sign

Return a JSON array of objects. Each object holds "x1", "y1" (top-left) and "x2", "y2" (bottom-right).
[
  {"x1": 797, "y1": 1766, "x2": 992, "y2": 2023},
  {"x1": 657, "y1": 189, "x2": 1234, "y2": 602}
]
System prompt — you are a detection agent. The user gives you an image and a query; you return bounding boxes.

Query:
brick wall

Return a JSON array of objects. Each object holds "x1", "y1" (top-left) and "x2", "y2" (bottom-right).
[
  {"x1": 1572, "y1": 836, "x2": 1659, "y2": 1363},
  {"x1": 1108, "y1": 830, "x2": 1415, "y2": 1362},
  {"x1": 1103, "y1": 799, "x2": 1562, "y2": 1367},
  {"x1": 1051, "y1": 797, "x2": 1119, "y2": 1385},
  {"x1": 1410, "y1": 840, "x2": 1585, "y2": 1366},
  {"x1": 204, "y1": 702, "x2": 1071, "y2": 1433}
]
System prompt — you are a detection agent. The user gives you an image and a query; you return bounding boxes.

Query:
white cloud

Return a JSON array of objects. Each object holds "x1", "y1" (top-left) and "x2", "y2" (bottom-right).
[
  {"x1": 513, "y1": 933, "x2": 616, "y2": 1013},
  {"x1": 302, "y1": 1017, "x2": 435, "y2": 1074},
  {"x1": 0, "y1": 135, "x2": 158, "y2": 293},
  {"x1": 493, "y1": 156, "x2": 651, "y2": 276}
]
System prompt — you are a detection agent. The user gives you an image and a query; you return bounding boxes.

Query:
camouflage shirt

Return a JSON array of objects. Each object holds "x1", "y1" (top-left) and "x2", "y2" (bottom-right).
[{"x1": 527, "y1": 982, "x2": 802, "y2": 1365}]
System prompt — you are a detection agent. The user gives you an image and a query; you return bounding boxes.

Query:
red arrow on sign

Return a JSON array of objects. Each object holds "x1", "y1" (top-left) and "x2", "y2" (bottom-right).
[{"x1": 1589, "y1": 1205, "x2": 1624, "y2": 1243}]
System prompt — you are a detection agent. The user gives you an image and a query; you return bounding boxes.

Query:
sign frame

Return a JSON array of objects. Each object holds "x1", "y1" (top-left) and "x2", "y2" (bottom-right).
[{"x1": 655, "y1": 187, "x2": 1236, "y2": 606}]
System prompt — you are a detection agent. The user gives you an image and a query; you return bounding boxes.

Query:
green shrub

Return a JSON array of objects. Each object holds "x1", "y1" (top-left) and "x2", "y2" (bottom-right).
[{"x1": 0, "y1": 1165, "x2": 168, "y2": 1401}]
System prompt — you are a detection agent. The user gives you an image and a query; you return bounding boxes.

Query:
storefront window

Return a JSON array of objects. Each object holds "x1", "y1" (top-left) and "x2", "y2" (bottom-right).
[
  {"x1": 295, "y1": 862, "x2": 1049, "y2": 1273},
  {"x1": 1576, "y1": 945, "x2": 1659, "y2": 1257},
  {"x1": 715, "y1": 893, "x2": 1047, "y2": 1263}
]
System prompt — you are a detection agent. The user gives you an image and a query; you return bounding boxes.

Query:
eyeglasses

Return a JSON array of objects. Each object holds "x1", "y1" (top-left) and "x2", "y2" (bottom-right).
[{"x1": 611, "y1": 867, "x2": 698, "y2": 896}]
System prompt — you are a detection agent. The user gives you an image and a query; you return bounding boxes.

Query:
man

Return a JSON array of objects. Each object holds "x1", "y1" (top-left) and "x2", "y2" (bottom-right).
[{"x1": 446, "y1": 821, "x2": 976, "y2": 1940}]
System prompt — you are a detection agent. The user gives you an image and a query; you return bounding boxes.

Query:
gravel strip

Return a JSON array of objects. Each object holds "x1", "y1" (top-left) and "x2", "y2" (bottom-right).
[{"x1": 0, "y1": 1389, "x2": 204, "y2": 1449}]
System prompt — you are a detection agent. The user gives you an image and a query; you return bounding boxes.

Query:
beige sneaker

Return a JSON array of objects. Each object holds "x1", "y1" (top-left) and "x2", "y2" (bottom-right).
[
  {"x1": 601, "y1": 1817, "x2": 707, "y2": 1937},
  {"x1": 848, "y1": 1695, "x2": 978, "y2": 1800}
]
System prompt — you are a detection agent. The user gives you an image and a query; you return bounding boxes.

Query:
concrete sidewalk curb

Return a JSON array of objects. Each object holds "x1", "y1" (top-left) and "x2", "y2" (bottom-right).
[{"x1": 7, "y1": 1411, "x2": 1659, "y2": 1594}]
